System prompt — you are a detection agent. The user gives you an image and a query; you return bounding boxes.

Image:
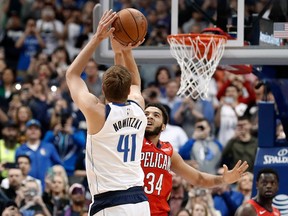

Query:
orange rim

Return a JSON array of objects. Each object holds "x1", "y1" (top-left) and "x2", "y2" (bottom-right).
[{"x1": 167, "y1": 34, "x2": 227, "y2": 45}]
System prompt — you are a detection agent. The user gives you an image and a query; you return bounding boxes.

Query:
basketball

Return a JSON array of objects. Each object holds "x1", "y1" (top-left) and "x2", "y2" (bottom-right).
[{"x1": 111, "y1": 8, "x2": 147, "y2": 46}]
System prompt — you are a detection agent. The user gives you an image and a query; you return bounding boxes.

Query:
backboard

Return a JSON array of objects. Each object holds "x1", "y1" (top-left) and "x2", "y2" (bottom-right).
[{"x1": 94, "y1": 0, "x2": 288, "y2": 65}]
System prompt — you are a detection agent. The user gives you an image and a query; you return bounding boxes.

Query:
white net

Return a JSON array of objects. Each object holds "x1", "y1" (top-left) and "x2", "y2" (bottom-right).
[{"x1": 168, "y1": 34, "x2": 226, "y2": 99}]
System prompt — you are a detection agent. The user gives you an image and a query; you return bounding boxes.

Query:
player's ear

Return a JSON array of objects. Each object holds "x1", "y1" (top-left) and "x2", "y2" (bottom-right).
[{"x1": 161, "y1": 124, "x2": 166, "y2": 131}]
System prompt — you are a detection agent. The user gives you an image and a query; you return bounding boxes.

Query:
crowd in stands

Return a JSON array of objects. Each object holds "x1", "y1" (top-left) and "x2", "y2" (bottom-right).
[{"x1": 0, "y1": 0, "x2": 286, "y2": 215}]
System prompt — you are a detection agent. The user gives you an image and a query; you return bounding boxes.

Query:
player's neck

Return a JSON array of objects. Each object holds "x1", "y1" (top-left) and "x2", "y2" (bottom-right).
[
  {"x1": 146, "y1": 135, "x2": 160, "y2": 146},
  {"x1": 106, "y1": 99, "x2": 127, "y2": 104},
  {"x1": 255, "y1": 196, "x2": 273, "y2": 211}
]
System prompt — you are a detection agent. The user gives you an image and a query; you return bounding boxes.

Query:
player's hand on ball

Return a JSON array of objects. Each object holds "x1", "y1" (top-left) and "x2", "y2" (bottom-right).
[
  {"x1": 222, "y1": 160, "x2": 249, "y2": 184},
  {"x1": 96, "y1": 10, "x2": 117, "y2": 41},
  {"x1": 110, "y1": 35, "x2": 123, "y2": 53},
  {"x1": 128, "y1": 39, "x2": 145, "y2": 48},
  {"x1": 110, "y1": 36, "x2": 145, "y2": 52}
]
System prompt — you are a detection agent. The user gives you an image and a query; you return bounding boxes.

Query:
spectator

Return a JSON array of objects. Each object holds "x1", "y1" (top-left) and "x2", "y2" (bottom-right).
[
  {"x1": 212, "y1": 168, "x2": 244, "y2": 216},
  {"x1": 44, "y1": 165, "x2": 69, "y2": 195},
  {"x1": 48, "y1": 46, "x2": 70, "y2": 79},
  {"x1": 26, "y1": 51, "x2": 49, "y2": 78},
  {"x1": 0, "y1": 120, "x2": 19, "y2": 180},
  {"x1": 216, "y1": 74, "x2": 256, "y2": 106},
  {"x1": 0, "y1": 14, "x2": 23, "y2": 71},
  {"x1": 73, "y1": 149, "x2": 88, "y2": 191},
  {"x1": 160, "y1": 79, "x2": 183, "y2": 124},
  {"x1": 6, "y1": 94, "x2": 22, "y2": 122},
  {"x1": 36, "y1": 5, "x2": 64, "y2": 55},
  {"x1": 185, "y1": 186, "x2": 220, "y2": 216},
  {"x1": 142, "y1": 84, "x2": 161, "y2": 104},
  {"x1": 15, "y1": 119, "x2": 62, "y2": 189},
  {"x1": 2, "y1": 165, "x2": 23, "y2": 201},
  {"x1": 220, "y1": 115, "x2": 257, "y2": 173},
  {"x1": 215, "y1": 84, "x2": 248, "y2": 147},
  {"x1": 47, "y1": 98, "x2": 69, "y2": 129},
  {"x1": 149, "y1": 66, "x2": 171, "y2": 100},
  {"x1": 176, "y1": 208, "x2": 191, "y2": 216},
  {"x1": 169, "y1": 173, "x2": 189, "y2": 216},
  {"x1": 1, "y1": 200, "x2": 21, "y2": 216},
  {"x1": 160, "y1": 105, "x2": 188, "y2": 152},
  {"x1": 14, "y1": 105, "x2": 32, "y2": 144},
  {"x1": 28, "y1": 80, "x2": 50, "y2": 132},
  {"x1": 1, "y1": 155, "x2": 42, "y2": 196},
  {"x1": 43, "y1": 108, "x2": 85, "y2": 176},
  {"x1": 34, "y1": 63, "x2": 54, "y2": 87},
  {"x1": 42, "y1": 174, "x2": 70, "y2": 216},
  {"x1": 16, "y1": 179, "x2": 50, "y2": 216},
  {"x1": 190, "y1": 201, "x2": 209, "y2": 216},
  {"x1": 236, "y1": 172, "x2": 253, "y2": 203},
  {"x1": 63, "y1": 6, "x2": 90, "y2": 60},
  {"x1": 64, "y1": 183, "x2": 88, "y2": 216},
  {"x1": 83, "y1": 59, "x2": 102, "y2": 97},
  {"x1": 15, "y1": 17, "x2": 45, "y2": 80},
  {"x1": 0, "y1": 67, "x2": 17, "y2": 113},
  {"x1": 155, "y1": 0, "x2": 171, "y2": 31},
  {"x1": 18, "y1": 80, "x2": 33, "y2": 106},
  {"x1": 179, "y1": 118, "x2": 222, "y2": 174},
  {"x1": 173, "y1": 97, "x2": 214, "y2": 137}
]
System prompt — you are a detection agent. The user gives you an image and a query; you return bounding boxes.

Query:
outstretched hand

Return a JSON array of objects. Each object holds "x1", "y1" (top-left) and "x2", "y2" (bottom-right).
[
  {"x1": 110, "y1": 35, "x2": 145, "y2": 53},
  {"x1": 222, "y1": 160, "x2": 249, "y2": 184},
  {"x1": 96, "y1": 9, "x2": 117, "y2": 41}
]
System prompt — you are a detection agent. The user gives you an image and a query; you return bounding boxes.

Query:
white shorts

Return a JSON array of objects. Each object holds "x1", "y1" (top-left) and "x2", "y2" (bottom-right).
[
  {"x1": 89, "y1": 186, "x2": 150, "y2": 216},
  {"x1": 92, "y1": 201, "x2": 150, "y2": 216}
]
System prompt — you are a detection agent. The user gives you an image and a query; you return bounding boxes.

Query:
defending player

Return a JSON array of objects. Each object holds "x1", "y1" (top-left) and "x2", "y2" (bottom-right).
[
  {"x1": 66, "y1": 10, "x2": 150, "y2": 215},
  {"x1": 141, "y1": 103, "x2": 249, "y2": 216},
  {"x1": 235, "y1": 168, "x2": 280, "y2": 216}
]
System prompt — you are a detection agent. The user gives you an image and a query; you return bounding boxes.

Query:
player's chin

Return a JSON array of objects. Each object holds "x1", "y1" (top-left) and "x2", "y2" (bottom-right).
[
  {"x1": 263, "y1": 191, "x2": 275, "y2": 198},
  {"x1": 145, "y1": 125, "x2": 153, "y2": 130},
  {"x1": 145, "y1": 129, "x2": 157, "y2": 136}
]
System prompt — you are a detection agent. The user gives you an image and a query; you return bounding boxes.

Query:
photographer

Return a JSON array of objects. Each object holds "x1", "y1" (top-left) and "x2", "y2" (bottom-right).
[
  {"x1": 179, "y1": 118, "x2": 223, "y2": 175},
  {"x1": 43, "y1": 107, "x2": 86, "y2": 176},
  {"x1": 17, "y1": 179, "x2": 51, "y2": 216}
]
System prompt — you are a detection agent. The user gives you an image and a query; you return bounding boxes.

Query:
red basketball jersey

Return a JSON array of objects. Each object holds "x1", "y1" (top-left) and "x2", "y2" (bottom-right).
[
  {"x1": 247, "y1": 199, "x2": 281, "y2": 216},
  {"x1": 141, "y1": 138, "x2": 173, "y2": 216}
]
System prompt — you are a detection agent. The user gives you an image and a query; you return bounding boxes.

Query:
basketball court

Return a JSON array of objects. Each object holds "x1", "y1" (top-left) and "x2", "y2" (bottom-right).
[{"x1": 94, "y1": 1, "x2": 288, "y2": 214}]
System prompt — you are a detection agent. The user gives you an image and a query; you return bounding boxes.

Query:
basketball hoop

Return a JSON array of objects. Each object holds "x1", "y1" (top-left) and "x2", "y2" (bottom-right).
[{"x1": 167, "y1": 34, "x2": 227, "y2": 99}]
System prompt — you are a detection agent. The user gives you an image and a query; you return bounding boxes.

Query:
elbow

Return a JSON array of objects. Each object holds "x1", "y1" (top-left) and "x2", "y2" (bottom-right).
[
  {"x1": 65, "y1": 68, "x2": 74, "y2": 87},
  {"x1": 66, "y1": 68, "x2": 72, "y2": 80}
]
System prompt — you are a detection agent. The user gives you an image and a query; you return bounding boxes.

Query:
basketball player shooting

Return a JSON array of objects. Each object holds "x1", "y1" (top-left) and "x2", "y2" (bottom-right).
[{"x1": 66, "y1": 10, "x2": 150, "y2": 216}]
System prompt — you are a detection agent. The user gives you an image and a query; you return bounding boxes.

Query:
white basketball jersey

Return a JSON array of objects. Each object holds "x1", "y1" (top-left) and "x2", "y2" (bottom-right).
[{"x1": 86, "y1": 101, "x2": 147, "y2": 195}]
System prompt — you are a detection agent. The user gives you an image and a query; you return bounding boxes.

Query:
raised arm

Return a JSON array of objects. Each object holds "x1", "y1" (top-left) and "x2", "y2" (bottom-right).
[
  {"x1": 110, "y1": 37, "x2": 145, "y2": 108},
  {"x1": 122, "y1": 43, "x2": 145, "y2": 108},
  {"x1": 66, "y1": 10, "x2": 117, "y2": 113},
  {"x1": 171, "y1": 151, "x2": 249, "y2": 188}
]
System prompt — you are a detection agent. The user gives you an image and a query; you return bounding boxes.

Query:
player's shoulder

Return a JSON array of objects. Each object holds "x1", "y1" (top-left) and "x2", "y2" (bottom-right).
[
  {"x1": 235, "y1": 201, "x2": 257, "y2": 216},
  {"x1": 159, "y1": 141, "x2": 173, "y2": 156}
]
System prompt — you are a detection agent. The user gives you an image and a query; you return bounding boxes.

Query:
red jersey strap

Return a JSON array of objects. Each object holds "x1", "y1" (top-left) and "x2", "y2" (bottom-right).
[
  {"x1": 247, "y1": 199, "x2": 280, "y2": 216},
  {"x1": 143, "y1": 138, "x2": 173, "y2": 157}
]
